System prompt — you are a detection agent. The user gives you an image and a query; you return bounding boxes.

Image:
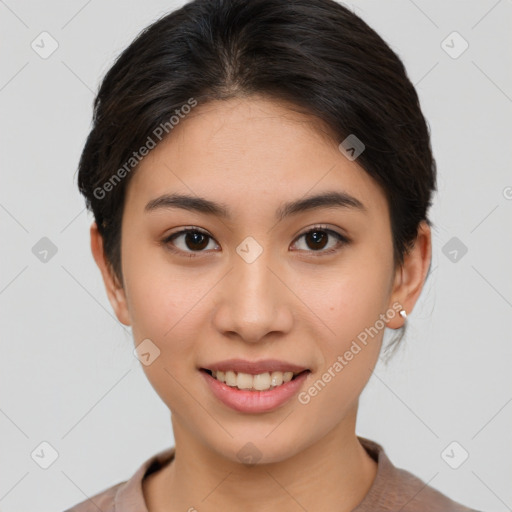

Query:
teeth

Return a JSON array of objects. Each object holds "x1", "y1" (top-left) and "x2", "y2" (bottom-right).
[{"x1": 212, "y1": 370, "x2": 297, "y2": 391}]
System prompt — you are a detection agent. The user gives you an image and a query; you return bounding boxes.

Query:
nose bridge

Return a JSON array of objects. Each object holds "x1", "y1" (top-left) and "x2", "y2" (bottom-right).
[
  {"x1": 236, "y1": 248, "x2": 276, "y2": 306},
  {"x1": 213, "y1": 240, "x2": 293, "y2": 342}
]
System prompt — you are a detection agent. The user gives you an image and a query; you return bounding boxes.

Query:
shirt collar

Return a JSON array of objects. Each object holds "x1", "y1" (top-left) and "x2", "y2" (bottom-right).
[{"x1": 112, "y1": 436, "x2": 393, "y2": 511}]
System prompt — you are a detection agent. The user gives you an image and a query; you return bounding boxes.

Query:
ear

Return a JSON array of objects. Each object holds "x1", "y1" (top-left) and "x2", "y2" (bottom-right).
[
  {"x1": 386, "y1": 220, "x2": 432, "y2": 329},
  {"x1": 90, "y1": 222, "x2": 132, "y2": 326}
]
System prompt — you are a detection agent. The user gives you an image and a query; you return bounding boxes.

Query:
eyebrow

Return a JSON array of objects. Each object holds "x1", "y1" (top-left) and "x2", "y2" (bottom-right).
[{"x1": 144, "y1": 190, "x2": 367, "y2": 221}]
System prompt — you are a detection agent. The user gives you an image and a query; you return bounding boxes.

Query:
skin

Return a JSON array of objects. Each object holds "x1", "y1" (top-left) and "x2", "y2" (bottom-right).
[{"x1": 90, "y1": 95, "x2": 431, "y2": 512}]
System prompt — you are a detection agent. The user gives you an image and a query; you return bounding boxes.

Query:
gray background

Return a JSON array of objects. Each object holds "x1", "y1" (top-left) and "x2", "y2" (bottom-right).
[{"x1": 1, "y1": 1, "x2": 511, "y2": 511}]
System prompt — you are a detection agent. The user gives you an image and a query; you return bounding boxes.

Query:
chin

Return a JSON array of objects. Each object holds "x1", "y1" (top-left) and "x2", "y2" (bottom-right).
[{"x1": 206, "y1": 430, "x2": 309, "y2": 466}]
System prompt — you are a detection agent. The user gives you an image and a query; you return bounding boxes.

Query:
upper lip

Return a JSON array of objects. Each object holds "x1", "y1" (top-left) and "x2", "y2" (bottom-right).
[{"x1": 200, "y1": 359, "x2": 310, "y2": 375}]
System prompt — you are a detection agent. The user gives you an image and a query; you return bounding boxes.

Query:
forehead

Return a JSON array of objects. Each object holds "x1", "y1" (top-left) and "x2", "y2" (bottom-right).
[{"x1": 124, "y1": 96, "x2": 388, "y2": 221}]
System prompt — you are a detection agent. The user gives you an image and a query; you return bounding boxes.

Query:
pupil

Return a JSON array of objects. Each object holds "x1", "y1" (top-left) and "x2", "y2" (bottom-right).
[
  {"x1": 186, "y1": 231, "x2": 208, "y2": 250},
  {"x1": 307, "y1": 231, "x2": 327, "y2": 250}
]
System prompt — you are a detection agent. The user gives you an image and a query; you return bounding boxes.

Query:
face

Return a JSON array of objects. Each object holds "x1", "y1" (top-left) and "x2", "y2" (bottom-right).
[{"x1": 93, "y1": 95, "x2": 428, "y2": 465}]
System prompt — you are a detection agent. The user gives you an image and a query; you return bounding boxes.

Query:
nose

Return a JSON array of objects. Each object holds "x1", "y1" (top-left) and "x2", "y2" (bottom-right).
[{"x1": 212, "y1": 250, "x2": 294, "y2": 344}]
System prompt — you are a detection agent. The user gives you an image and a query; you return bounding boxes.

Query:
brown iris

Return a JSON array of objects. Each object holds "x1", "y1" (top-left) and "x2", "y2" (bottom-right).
[
  {"x1": 304, "y1": 230, "x2": 328, "y2": 251},
  {"x1": 184, "y1": 231, "x2": 210, "y2": 251}
]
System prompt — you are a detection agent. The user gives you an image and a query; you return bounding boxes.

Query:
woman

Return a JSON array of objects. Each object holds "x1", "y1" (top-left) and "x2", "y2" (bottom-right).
[{"x1": 65, "y1": 0, "x2": 481, "y2": 510}]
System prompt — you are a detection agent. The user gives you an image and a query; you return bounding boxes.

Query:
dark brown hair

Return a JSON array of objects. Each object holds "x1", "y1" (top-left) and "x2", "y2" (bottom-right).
[{"x1": 76, "y1": 0, "x2": 436, "y2": 355}]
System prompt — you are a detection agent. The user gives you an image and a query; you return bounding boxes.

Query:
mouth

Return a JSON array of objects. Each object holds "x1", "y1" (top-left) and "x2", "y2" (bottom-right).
[{"x1": 200, "y1": 368, "x2": 310, "y2": 392}]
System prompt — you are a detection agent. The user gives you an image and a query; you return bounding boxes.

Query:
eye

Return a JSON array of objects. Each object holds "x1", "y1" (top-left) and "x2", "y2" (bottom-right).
[
  {"x1": 291, "y1": 225, "x2": 349, "y2": 256},
  {"x1": 162, "y1": 227, "x2": 219, "y2": 258},
  {"x1": 162, "y1": 224, "x2": 350, "y2": 259}
]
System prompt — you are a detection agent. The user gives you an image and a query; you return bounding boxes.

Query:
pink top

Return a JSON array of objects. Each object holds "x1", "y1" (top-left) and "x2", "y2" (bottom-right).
[{"x1": 63, "y1": 436, "x2": 480, "y2": 511}]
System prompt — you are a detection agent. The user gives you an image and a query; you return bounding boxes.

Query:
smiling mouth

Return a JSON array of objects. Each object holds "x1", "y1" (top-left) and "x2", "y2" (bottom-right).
[{"x1": 201, "y1": 368, "x2": 310, "y2": 392}]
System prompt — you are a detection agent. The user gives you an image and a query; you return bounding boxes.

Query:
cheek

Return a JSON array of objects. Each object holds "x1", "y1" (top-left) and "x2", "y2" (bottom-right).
[
  {"x1": 299, "y1": 253, "x2": 391, "y2": 410},
  {"x1": 124, "y1": 266, "x2": 206, "y2": 414},
  {"x1": 121, "y1": 236, "x2": 203, "y2": 339},
  {"x1": 127, "y1": 280, "x2": 206, "y2": 373},
  {"x1": 298, "y1": 268, "x2": 387, "y2": 420},
  {"x1": 315, "y1": 256, "x2": 391, "y2": 346}
]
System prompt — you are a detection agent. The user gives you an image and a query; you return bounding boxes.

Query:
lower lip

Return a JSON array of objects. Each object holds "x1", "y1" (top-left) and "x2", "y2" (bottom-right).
[{"x1": 200, "y1": 369, "x2": 310, "y2": 414}]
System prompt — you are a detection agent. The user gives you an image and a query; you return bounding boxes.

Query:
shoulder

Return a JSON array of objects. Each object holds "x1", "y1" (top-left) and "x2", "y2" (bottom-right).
[
  {"x1": 62, "y1": 447, "x2": 175, "y2": 512},
  {"x1": 62, "y1": 481, "x2": 124, "y2": 512},
  {"x1": 389, "y1": 464, "x2": 481, "y2": 512},
  {"x1": 357, "y1": 436, "x2": 482, "y2": 512}
]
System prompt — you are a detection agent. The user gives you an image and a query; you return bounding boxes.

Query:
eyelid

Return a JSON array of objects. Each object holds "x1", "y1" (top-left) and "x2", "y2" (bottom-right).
[
  {"x1": 294, "y1": 223, "x2": 348, "y2": 240},
  {"x1": 290, "y1": 224, "x2": 350, "y2": 255},
  {"x1": 162, "y1": 226, "x2": 219, "y2": 258},
  {"x1": 166, "y1": 225, "x2": 210, "y2": 237}
]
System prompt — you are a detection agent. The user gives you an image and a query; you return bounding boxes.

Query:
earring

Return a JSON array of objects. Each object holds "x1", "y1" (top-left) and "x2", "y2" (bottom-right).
[{"x1": 399, "y1": 309, "x2": 407, "y2": 319}]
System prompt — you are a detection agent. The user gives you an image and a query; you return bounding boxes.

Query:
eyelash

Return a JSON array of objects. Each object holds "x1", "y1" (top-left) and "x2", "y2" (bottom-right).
[{"x1": 161, "y1": 225, "x2": 350, "y2": 259}]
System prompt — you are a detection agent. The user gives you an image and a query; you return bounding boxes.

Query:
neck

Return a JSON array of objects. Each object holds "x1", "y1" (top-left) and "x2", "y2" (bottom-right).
[{"x1": 144, "y1": 409, "x2": 377, "y2": 512}]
